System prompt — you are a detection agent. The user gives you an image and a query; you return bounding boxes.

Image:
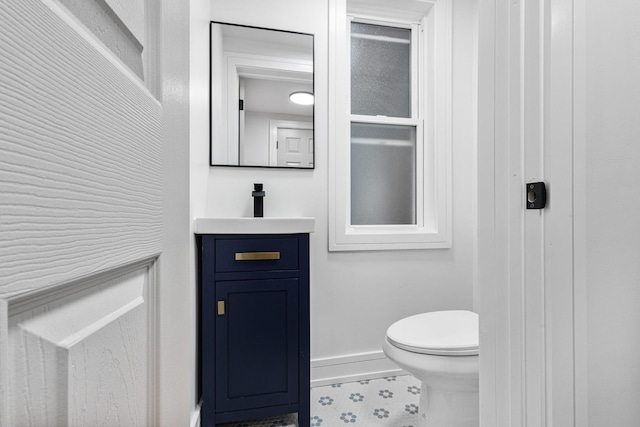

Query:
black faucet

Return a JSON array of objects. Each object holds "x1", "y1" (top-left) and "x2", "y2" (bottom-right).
[{"x1": 252, "y1": 183, "x2": 265, "y2": 218}]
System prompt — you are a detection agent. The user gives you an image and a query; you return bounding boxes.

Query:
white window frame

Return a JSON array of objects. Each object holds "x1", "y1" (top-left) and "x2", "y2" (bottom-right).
[{"x1": 329, "y1": 0, "x2": 452, "y2": 251}]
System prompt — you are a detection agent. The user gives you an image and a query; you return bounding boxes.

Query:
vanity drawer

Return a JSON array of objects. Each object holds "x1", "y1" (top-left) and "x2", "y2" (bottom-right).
[{"x1": 215, "y1": 237, "x2": 299, "y2": 273}]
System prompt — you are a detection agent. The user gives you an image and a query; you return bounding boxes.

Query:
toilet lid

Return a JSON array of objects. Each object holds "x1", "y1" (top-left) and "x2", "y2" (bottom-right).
[{"x1": 386, "y1": 310, "x2": 479, "y2": 356}]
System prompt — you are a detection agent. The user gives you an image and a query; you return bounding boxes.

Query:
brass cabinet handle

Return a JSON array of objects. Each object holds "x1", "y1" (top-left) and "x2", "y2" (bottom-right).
[
  {"x1": 217, "y1": 300, "x2": 225, "y2": 315},
  {"x1": 235, "y1": 251, "x2": 281, "y2": 261}
]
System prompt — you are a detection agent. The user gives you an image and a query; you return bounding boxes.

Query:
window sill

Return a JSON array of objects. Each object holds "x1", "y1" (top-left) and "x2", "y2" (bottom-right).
[{"x1": 330, "y1": 225, "x2": 452, "y2": 251}]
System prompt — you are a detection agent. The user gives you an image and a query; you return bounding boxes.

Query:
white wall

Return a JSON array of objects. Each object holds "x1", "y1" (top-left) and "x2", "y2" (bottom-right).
[
  {"x1": 191, "y1": 0, "x2": 477, "y2": 383},
  {"x1": 575, "y1": 1, "x2": 640, "y2": 424},
  {"x1": 189, "y1": 1, "x2": 211, "y2": 424},
  {"x1": 161, "y1": 0, "x2": 194, "y2": 425},
  {"x1": 210, "y1": 22, "x2": 227, "y2": 165}
]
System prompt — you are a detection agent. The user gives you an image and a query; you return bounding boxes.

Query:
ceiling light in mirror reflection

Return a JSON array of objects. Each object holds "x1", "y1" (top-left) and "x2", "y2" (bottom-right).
[{"x1": 289, "y1": 91, "x2": 314, "y2": 106}]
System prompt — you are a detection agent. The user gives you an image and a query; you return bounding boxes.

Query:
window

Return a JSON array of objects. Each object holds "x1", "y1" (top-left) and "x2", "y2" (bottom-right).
[
  {"x1": 329, "y1": 0, "x2": 452, "y2": 251},
  {"x1": 351, "y1": 22, "x2": 417, "y2": 226}
]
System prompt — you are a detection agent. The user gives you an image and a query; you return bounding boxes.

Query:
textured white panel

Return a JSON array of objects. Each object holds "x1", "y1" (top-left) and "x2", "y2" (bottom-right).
[
  {"x1": 11, "y1": 332, "x2": 63, "y2": 425},
  {"x1": 0, "y1": 2, "x2": 161, "y2": 296},
  {"x1": 7, "y1": 266, "x2": 150, "y2": 427},
  {"x1": 56, "y1": 0, "x2": 146, "y2": 79},
  {"x1": 67, "y1": 304, "x2": 146, "y2": 426},
  {"x1": 0, "y1": 300, "x2": 8, "y2": 427},
  {"x1": 104, "y1": 0, "x2": 147, "y2": 46}
]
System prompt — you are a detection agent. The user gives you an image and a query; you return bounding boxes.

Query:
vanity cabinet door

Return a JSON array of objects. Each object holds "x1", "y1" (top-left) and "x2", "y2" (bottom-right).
[{"x1": 215, "y1": 278, "x2": 299, "y2": 413}]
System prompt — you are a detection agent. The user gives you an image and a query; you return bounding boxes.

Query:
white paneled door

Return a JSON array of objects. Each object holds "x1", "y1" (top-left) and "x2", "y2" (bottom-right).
[
  {"x1": 0, "y1": 1, "x2": 161, "y2": 426},
  {"x1": 277, "y1": 127, "x2": 314, "y2": 168},
  {"x1": 478, "y1": 0, "x2": 575, "y2": 426}
]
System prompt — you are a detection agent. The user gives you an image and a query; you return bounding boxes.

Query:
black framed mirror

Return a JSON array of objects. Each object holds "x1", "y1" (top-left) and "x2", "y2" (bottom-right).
[{"x1": 210, "y1": 22, "x2": 314, "y2": 169}]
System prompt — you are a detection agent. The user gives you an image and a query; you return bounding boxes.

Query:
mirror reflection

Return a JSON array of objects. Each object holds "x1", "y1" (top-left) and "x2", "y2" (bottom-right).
[{"x1": 210, "y1": 22, "x2": 314, "y2": 168}]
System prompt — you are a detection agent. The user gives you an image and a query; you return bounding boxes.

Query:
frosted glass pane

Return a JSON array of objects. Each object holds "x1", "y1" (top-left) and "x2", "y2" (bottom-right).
[
  {"x1": 351, "y1": 22, "x2": 411, "y2": 118},
  {"x1": 351, "y1": 123, "x2": 416, "y2": 225}
]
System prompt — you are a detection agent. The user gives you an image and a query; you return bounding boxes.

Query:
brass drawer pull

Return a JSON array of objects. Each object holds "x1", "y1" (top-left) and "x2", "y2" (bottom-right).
[{"x1": 235, "y1": 251, "x2": 281, "y2": 261}]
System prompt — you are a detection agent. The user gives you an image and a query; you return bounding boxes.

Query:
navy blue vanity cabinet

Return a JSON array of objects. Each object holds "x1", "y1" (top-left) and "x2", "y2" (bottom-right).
[{"x1": 199, "y1": 234, "x2": 310, "y2": 427}]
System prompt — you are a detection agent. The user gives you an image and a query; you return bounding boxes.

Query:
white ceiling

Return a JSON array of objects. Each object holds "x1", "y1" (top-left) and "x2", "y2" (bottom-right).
[{"x1": 241, "y1": 77, "x2": 313, "y2": 117}]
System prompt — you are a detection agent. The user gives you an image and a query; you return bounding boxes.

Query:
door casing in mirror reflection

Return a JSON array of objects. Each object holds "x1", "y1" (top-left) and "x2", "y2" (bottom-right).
[{"x1": 210, "y1": 22, "x2": 314, "y2": 168}]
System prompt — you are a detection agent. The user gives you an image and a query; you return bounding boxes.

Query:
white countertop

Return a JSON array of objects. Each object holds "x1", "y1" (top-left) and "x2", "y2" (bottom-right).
[{"x1": 194, "y1": 217, "x2": 315, "y2": 234}]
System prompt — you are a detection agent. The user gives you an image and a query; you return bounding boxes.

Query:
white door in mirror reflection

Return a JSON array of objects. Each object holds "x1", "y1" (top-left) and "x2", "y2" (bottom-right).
[
  {"x1": 268, "y1": 120, "x2": 313, "y2": 168},
  {"x1": 277, "y1": 128, "x2": 314, "y2": 168}
]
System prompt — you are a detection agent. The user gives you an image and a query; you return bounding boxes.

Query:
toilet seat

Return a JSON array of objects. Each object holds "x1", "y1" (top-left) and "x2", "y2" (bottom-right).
[{"x1": 386, "y1": 310, "x2": 479, "y2": 356}]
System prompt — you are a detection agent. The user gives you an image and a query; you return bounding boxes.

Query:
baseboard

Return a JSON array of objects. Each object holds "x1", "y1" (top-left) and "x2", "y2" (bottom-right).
[
  {"x1": 311, "y1": 350, "x2": 405, "y2": 387},
  {"x1": 191, "y1": 352, "x2": 403, "y2": 418}
]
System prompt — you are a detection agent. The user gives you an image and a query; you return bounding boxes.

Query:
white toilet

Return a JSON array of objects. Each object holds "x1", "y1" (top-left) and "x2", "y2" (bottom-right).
[{"x1": 382, "y1": 310, "x2": 479, "y2": 427}]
